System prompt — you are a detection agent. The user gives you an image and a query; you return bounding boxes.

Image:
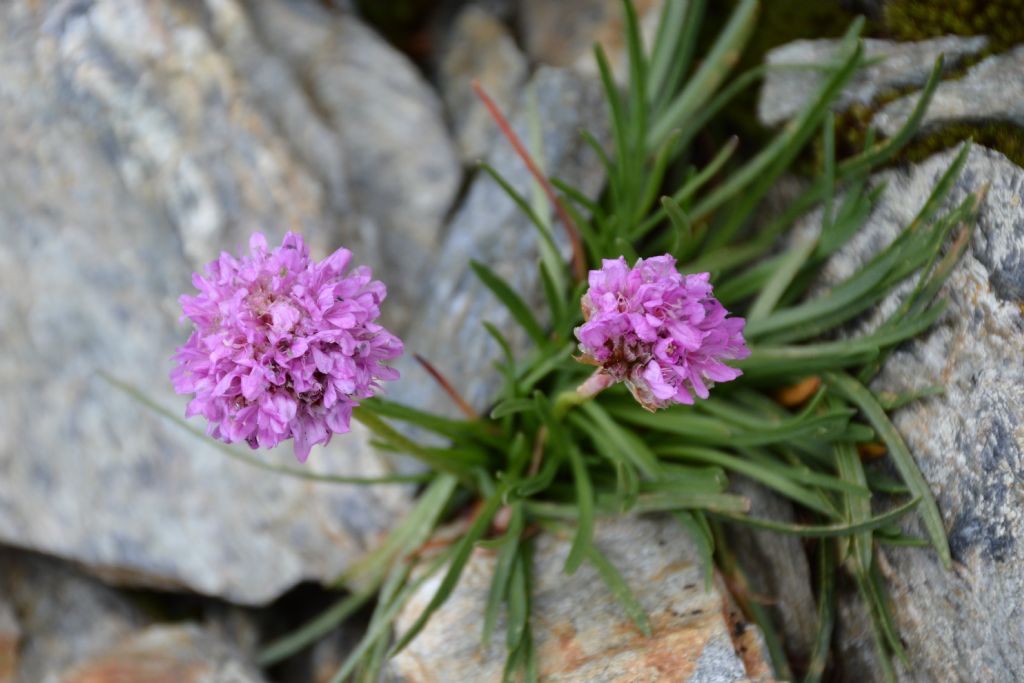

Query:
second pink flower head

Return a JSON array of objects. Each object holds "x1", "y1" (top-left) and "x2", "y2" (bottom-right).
[{"x1": 574, "y1": 254, "x2": 749, "y2": 411}]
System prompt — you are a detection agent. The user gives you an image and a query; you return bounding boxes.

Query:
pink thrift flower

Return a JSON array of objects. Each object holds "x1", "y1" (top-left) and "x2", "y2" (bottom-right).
[
  {"x1": 574, "y1": 255, "x2": 749, "y2": 411},
  {"x1": 170, "y1": 232, "x2": 403, "y2": 462}
]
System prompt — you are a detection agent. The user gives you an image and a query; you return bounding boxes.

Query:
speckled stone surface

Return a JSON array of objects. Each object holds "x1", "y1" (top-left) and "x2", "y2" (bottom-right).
[
  {"x1": 758, "y1": 36, "x2": 988, "y2": 126},
  {"x1": 816, "y1": 146, "x2": 1024, "y2": 681},
  {"x1": 46, "y1": 0, "x2": 334, "y2": 271},
  {"x1": 389, "y1": 516, "x2": 772, "y2": 682},
  {"x1": 874, "y1": 45, "x2": 1024, "y2": 136}
]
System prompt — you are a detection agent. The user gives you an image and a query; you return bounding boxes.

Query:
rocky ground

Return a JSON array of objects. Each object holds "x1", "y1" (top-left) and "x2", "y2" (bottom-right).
[{"x1": 1, "y1": 1, "x2": 1021, "y2": 681}]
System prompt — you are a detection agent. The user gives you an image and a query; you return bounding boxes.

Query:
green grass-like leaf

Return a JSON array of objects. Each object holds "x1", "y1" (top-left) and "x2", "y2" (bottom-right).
[
  {"x1": 329, "y1": 547, "x2": 456, "y2": 683},
  {"x1": 715, "y1": 496, "x2": 921, "y2": 537},
  {"x1": 577, "y1": 402, "x2": 663, "y2": 477},
  {"x1": 564, "y1": 443, "x2": 595, "y2": 574},
  {"x1": 825, "y1": 372, "x2": 951, "y2": 568},
  {"x1": 586, "y1": 543, "x2": 652, "y2": 637},
  {"x1": 649, "y1": 0, "x2": 758, "y2": 149},
  {"x1": 482, "y1": 503, "x2": 524, "y2": 645},
  {"x1": 102, "y1": 373, "x2": 430, "y2": 486},
  {"x1": 389, "y1": 486, "x2": 508, "y2": 657},
  {"x1": 258, "y1": 585, "x2": 376, "y2": 666},
  {"x1": 337, "y1": 474, "x2": 458, "y2": 589},
  {"x1": 803, "y1": 540, "x2": 836, "y2": 683},
  {"x1": 835, "y1": 439, "x2": 873, "y2": 571},
  {"x1": 471, "y1": 260, "x2": 549, "y2": 349},
  {"x1": 490, "y1": 398, "x2": 537, "y2": 419},
  {"x1": 658, "y1": 445, "x2": 836, "y2": 516}
]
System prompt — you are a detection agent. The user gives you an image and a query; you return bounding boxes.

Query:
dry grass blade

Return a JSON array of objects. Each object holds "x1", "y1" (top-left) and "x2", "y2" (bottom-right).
[
  {"x1": 473, "y1": 81, "x2": 588, "y2": 281},
  {"x1": 414, "y1": 353, "x2": 479, "y2": 420}
]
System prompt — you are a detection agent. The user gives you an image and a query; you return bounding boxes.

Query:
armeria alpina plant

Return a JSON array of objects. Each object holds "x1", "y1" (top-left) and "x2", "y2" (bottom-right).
[{"x1": 109, "y1": 1, "x2": 982, "y2": 681}]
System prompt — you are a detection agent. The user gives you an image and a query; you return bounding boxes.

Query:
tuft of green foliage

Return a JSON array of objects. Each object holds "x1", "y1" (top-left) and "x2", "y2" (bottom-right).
[
  {"x1": 883, "y1": 0, "x2": 1024, "y2": 52},
  {"x1": 901, "y1": 120, "x2": 1024, "y2": 167},
  {"x1": 114, "y1": 2, "x2": 980, "y2": 681},
  {"x1": 773, "y1": 0, "x2": 1024, "y2": 174},
  {"x1": 807, "y1": 98, "x2": 1024, "y2": 174},
  {"x1": 326, "y1": 4, "x2": 971, "y2": 678}
]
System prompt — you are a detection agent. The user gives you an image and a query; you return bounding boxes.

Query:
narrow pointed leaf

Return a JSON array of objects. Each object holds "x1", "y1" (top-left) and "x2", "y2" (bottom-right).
[
  {"x1": 586, "y1": 544, "x2": 652, "y2": 636},
  {"x1": 471, "y1": 260, "x2": 548, "y2": 348},
  {"x1": 825, "y1": 372, "x2": 950, "y2": 568}
]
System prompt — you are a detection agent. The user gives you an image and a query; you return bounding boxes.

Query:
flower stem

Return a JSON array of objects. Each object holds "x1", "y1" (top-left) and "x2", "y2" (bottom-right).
[{"x1": 553, "y1": 370, "x2": 615, "y2": 419}]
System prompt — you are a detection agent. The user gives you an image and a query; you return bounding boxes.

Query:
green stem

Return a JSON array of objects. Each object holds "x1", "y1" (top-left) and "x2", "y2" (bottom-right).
[
  {"x1": 553, "y1": 370, "x2": 615, "y2": 419},
  {"x1": 100, "y1": 371, "x2": 429, "y2": 485}
]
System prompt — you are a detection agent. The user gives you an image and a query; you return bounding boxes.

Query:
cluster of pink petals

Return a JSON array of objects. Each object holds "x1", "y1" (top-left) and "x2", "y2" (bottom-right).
[
  {"x1": 575, "y1": 255, "x2": 749, "y2": 411},
  {"x1": 171, "y1": 232, "x2": 402, "y2": 461}
]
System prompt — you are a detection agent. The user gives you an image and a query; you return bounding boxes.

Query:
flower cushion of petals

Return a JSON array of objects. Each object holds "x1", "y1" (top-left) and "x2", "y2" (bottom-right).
[
  {"x1": 575, "y1": 254, "x2": 749, "y2": 411},
  {"x1": 171, "y1": 232, "x2": 403, "y2": 462}
]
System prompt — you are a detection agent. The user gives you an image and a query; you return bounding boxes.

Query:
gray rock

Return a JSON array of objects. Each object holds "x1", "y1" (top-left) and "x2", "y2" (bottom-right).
[
  {"x1": 58, "y1": 624, "x2": 268, "y2": 683},
  {"x1": 438, "y1": 5, "x2": 528, "y2": 162},
  {"x1": 519, "y1": 0, "x2": 664, "y2": 84},
  {"x1": 0, "y1": 549, "x2": 148, "y2": 683},
  {"x1": 395, "y1": 65, "x2": 610, "y2": 416},
  {"x1": 874, "y1": 45, "x2": 1024, "y2": 136},
  {"x1": 246, "y1": 0, "x2": 462, "y2": 330},
  {"x1": 0, "y1": 0, "x2": 410, "y2": 605},
  {"x1": 389, "y1": 516, "x2": 772, "y2": 682},
  {"x1": 758, "y1": 36, "x2": 989, "y2": 127},
  {"x1": 204, "y1": 0, "x2": 355, "y2": 221},
  {"x1": 818, "y1": 146, "x2": 1024, "y2": 680},
  {"x1": 727, "y1": 478, "x2": 817, "y2": 662},
  {"x1": 45, "y1": 0, "x2": 332, "y2": 270},
  {"x1": 1, "y1": 549, "x2": 270, "y2": 683}
]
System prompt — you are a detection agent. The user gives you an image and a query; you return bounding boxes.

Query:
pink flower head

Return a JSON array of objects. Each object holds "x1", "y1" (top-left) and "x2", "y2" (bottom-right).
[
  {"x1": 574, "y1": 255, "x2": 749, "y2": 411},
  {"x1": 171, "y1": 232, "x2": 403, "y2": 461}
]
